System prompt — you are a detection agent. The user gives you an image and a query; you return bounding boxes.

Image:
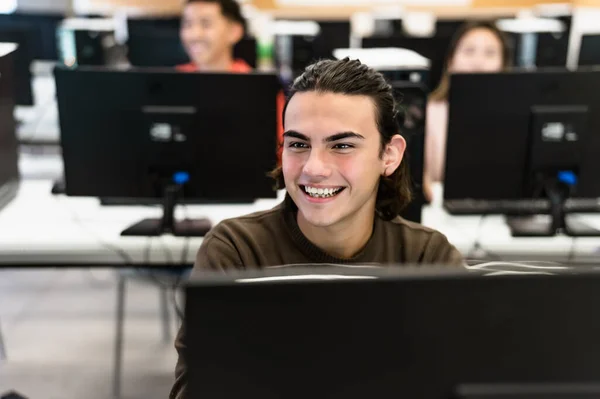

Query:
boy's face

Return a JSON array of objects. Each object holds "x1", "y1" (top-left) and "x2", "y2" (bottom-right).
[
  {"x1": 282, "y1": 91, "x2": 405, "y2": 231},
  {"x1": 180, "y1": 2, "x2": 243, "y2": 68}
]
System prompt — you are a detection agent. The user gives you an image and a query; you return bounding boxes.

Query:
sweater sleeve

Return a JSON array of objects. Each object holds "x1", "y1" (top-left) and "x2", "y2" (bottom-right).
[
  {"x1": 169, "y1": 232, "x2": 243, "y2": 399},
  {"x1": 422, "y1": 231, "x2": 465, "y2": 267}
]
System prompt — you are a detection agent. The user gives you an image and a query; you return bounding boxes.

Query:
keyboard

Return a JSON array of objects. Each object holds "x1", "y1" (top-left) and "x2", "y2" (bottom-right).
[{"x1": 443, "y1": 198, "x2": 600, "y2": 216}]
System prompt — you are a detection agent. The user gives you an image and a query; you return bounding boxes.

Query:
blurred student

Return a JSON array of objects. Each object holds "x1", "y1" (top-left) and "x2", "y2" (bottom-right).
[
  {"x1": 177, "y1": 0, "x2": 284, "y2": 154},
  {"x1": 170, "y1": 58, "x2": 465, "y2": 399},
  {"x1": 423, "y1": 21, "x2": 512, "y2": 202}
]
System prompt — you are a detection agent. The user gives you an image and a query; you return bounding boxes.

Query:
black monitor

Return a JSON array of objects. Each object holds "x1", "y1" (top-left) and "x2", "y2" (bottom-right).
[
  {"x1": 184, "y1": 266, "x2": 600, "y2": 399},
  {"x1": 126, "y1": 18, "x2": 257, "y2": 68},
  {"x1": 0, "y1": 44, "x2": 20, "y2": 210},
  {"x1": 0, "y1": 26, "x2": 35, "y2": 105},
  {"x1": 578, "y1": 34, "x2": 600, "y2": 66},
  {"x1": 509, "y1": 16, "x2": 571, "y2": 68},
  {"x1": 54, "y1": 66, "x2": 280, "y2": 237},
  {"x1": 289, "y1": 21, "x2": 350, "y2": 78},
  {"x1": 0, "y1": 12, "x2": 63, "y2": 60},
  {"x1": 128, "y1": 32, "x2": 257, "y2": 69},
  {"x1": 127, "y1": 16, "x2": 181, "y2": 33},
  {"x1": 509, "y1": 31, "x2": 569, "y2": 68},
  {"x1": 444, "y1": 70, "x2": 600, "y2": 237}
]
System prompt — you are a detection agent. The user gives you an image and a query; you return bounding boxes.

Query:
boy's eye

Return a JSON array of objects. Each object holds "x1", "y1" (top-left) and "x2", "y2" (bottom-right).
[
  {"x1": 289, "y1": 142, "x2": 309, "y2": 149},
  {"x1": 333, "y1": 143, "x2": 354, "y2": 150}
]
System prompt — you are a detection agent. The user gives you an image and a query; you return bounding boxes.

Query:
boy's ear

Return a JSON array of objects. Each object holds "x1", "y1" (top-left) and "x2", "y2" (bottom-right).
[{"x1": 381, "y1": 134, "x2": 406, "y2": 177}]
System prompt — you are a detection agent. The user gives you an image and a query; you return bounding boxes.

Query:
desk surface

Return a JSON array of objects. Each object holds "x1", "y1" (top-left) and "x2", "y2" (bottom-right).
[{"x1": 1, "y1": 179, "x2": 599, "y2": 267}]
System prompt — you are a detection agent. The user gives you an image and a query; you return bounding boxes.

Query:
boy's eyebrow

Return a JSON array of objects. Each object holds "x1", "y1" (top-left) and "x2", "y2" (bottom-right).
[
  {"x1": 325, "y1": 132, "x2": 365, "y2": 142},
  {"x1": 283, "y1": 131, "x2": 365, "y2": 143},
  {"x1": 283, "y1": 131, "x2": 309, "y2": 141}
]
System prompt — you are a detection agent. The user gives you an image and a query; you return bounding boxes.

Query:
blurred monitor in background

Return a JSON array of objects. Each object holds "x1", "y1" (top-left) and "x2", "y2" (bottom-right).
[
  {"x1": 578, "y1": 34, "x2": 600, "y2": 67},
  {"x1": 0, "y1": 25, "x2": 35, "y2": 105},
  {"x1": 0, "y1": 12, "x2": 62, "y2": 60},
  {"x1": 289, "y1": 21, "x2": 350, "y2": 78}
]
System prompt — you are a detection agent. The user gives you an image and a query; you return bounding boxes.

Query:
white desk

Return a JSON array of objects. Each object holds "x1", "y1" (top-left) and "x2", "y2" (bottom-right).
[
  {"x1": 1, "y1": 179, "x2": 599, "y2": 266},
  {"x1": 0, "y1": 180, "x2": 282, "y2": 266}
]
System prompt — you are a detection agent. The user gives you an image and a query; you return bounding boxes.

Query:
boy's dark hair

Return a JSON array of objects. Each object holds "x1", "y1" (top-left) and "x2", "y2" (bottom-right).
[
  {"x1": 270, "y1": 58, "x2": 412, "y2": 221},
  {"x1": 186, "y1": 0, "x2": 247, "y2": 34}
]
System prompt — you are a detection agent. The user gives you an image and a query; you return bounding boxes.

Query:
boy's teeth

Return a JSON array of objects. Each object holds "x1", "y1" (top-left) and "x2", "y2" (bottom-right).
[{"x1": 303, "y1": 186, "x2": 342, "y2": 198}]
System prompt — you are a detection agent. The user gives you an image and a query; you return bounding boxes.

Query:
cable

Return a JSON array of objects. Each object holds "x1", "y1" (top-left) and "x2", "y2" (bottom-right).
[
  {"x1": 180, "y1": 203, "x2": 191, "y2": 266},
  {"x1": 136, "y1": 227, "x2": 185, "y2": 319},
  {"x1": 466, "y1": 213, "x2": 502, "y2": 263},
  {"x1": 172, "y1": 286, "x2": 184, "y2": 320},
  {"x1": 566, "y1": 236, "x2": 577, "y2": 265},
  {"x1": 57, "y1": 195, "x2": 135, "y2": 265},
  {"x1": 59, "y1": 192, "x2": 187, "y2": 320},
  {"x1": 20, "y1": 95, "x2": 57, "y2": 143}
]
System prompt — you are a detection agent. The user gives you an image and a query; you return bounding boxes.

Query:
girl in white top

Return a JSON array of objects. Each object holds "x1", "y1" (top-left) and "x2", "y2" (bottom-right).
[{"x1": 423, "y1": 21, "x2": 512, "y2": 202}]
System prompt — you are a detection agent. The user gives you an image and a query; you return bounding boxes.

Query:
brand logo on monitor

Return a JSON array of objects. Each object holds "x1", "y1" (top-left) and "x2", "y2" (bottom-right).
[
  {"x1": 149, "y1": 123, "x2": 187, "y2": 142},
  {"x1": 541, "y1": 122, "x2": 578, "y2": 142}
]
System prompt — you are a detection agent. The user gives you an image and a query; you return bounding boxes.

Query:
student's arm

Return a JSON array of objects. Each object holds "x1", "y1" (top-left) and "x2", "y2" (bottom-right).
[
  {"x1": 169, "y1": 234, "x2": 243, "y2": 399},
  {"x1": 422, "y1": 231, "x2": 465, "y2": 268},
  {"x1": 424, "y1": 100, "x2": 448, "y2": 202}
]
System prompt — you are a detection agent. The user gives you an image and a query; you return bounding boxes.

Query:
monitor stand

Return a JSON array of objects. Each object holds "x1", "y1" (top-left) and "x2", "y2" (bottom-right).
[
  {"x1": 506, "y1": 181, "x2": 600, "y2": 237},
  {"x1": 120, "y1": 185, "x2": 212, "y2": 237}
]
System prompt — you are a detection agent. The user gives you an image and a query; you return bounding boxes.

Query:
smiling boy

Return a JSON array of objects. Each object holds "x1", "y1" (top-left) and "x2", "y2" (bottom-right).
[{"x1": 169, "y1": 58, "x2": 464, "y2": 399}]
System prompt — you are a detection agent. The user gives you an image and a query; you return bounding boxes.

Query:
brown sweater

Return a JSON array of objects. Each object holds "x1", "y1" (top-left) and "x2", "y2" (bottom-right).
[{"x1": 170, "y1": 197, "x2": 464, "y2": 399}]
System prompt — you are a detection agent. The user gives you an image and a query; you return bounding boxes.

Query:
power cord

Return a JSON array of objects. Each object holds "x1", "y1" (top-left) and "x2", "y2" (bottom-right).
[
  {"x1": 566, "y1": 236, "x2": 577, "y2": 265},
  {"x1": 20, "y1": 95, "x2": 57, "y2": 143},
  {"x1": 58, "y1": 195, "x2": 135, "y2": 265},
  {"x1": 466, "y1": 213, "x2": 502, "y2": 264},
  {"x1": 180, "y1": 203, "x2": 191, "y2": 266}
]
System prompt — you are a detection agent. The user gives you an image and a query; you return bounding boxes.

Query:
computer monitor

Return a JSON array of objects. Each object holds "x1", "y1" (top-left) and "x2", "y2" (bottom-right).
[
  {"x1": 54, "y1": 66, "x2": 281, "y2": 237},
  {"x1": 184, "y1": 266, "x2": 600, "y2": 399},
  {"x1": 0, "y1": 44, "x2": 20, "y2": 210},
  {"x1": 126, "y1": 16, "x2": 181, "y2": 34},
  {"x1": 0, "y1": 26, "x2": 35, "y2": 105},
  {"x1": 127, "y1": 32, "x2": 257, "y2": 69},
  {"x1": 289, "y1": 21, "x2": 350, "y2": 78},
  {"x1": 0, "y1": 12, "x2": 62, "y2": 60},
  {"x1": 508, "y1": 16, "x2": 571, "y2": 68},
  {"x1": 444, "y1": 70, "x2": 600, "y2": 237},
  {"x1": 578, "y1": 34, "x2": 600, "y2": 66}
]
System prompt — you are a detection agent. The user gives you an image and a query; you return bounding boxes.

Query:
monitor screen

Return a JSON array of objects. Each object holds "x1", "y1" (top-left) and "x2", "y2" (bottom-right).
[
  {"x1": 55, "y1": 67, "x2": 281, "y2": 202},
  {"x1": 184, "y1": 267, "x2": 600, "y2": 398}
]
